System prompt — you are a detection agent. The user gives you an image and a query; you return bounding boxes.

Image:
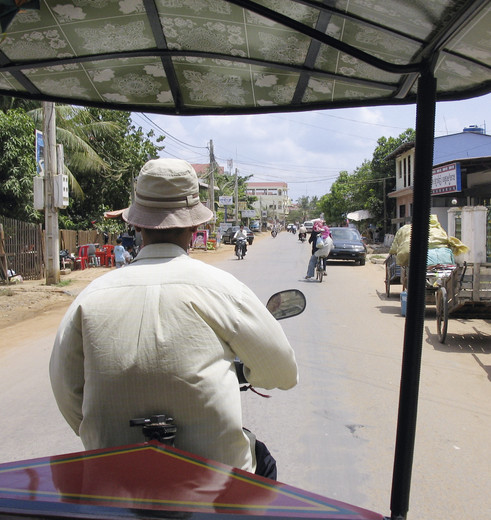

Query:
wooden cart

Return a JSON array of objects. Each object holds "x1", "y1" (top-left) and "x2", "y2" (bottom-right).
[
  {"x1": 385, "y1": 254, "x2": 438, "y2": 307},
  {"x1": 435, "y1": 262, "x2": 491, "y2": 343},
  {"x1": 384, "y1": 254, "x2": 405, "y2": 297}
]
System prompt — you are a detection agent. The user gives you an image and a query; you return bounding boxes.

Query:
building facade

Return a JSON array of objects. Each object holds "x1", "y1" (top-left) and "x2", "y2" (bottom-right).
[
  {"x1": 387, "y1": 127, "x2": 491, "y2": 262},
  {"x1": 246, "y1": 182, "x2": 290, "y2": 223}
]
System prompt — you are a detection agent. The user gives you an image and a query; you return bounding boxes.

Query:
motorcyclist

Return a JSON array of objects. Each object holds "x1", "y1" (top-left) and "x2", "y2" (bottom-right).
[
  {"x1": 298, "y1": 224, "x2": 307, "y2": 241},
  {"x1": 233, "y1": 225, "x2": 248, "y2": 255}
]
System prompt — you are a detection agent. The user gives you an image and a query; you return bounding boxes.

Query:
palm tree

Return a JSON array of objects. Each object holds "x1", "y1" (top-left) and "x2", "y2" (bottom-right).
[{"x1": 28, "y1": 104, "x2": 122, "y2": 199}]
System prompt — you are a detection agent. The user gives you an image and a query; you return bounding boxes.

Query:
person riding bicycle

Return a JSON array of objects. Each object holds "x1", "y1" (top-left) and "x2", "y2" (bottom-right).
[
  {"x1": 50, "y1": 159, "x2": 297, "y2": 480},
  {"x1": 305, "y1": 221, "x2": 331, "y2": 279},
  {"x1": 233, "y1": 225, "x2": 248, "y2": 256}
]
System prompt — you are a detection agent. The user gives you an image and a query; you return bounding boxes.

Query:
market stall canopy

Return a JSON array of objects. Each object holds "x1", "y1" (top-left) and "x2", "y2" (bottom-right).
[
  {"x1": 104, "y1": 209, "x2": 126, "y2": 220},
  {"x1": 0, "y1": 0, "x2": 489, "y2": 116},
  {"x1": 347, "y1": 210, "x2": 373, "y2": 221}
]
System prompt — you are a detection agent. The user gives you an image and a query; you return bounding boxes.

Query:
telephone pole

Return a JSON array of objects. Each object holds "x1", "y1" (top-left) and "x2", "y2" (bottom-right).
[
  {"x1": 43, "y1": 101, "x2": 60, "y2": 285},
  {"x1": 234, "y1": 168, "x2": 239, "y2": 224},
  {"x1": 208, "y1": 140, "x2": 216, "y2": 228}
]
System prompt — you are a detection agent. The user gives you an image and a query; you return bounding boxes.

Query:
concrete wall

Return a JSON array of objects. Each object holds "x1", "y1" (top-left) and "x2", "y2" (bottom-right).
[{"x1": 448, "y1": 206, "x2": 488, "y2": 263}]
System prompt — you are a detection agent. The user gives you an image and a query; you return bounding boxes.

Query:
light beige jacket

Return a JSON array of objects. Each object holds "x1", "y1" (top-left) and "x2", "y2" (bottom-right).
[{"x1": 50, "y1": 243, "x2": 298, "y2": 472}]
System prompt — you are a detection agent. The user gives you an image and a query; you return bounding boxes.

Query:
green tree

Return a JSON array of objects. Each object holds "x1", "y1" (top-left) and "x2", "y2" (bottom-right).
[
  {"x1": 0, "y1": 109, "x2": 39, "y2": 221},
  {"x1": 296, "y1": 196, "x2": 311, "y2": 221},
  {"x1": 28, "y1": 104, "x2": 124, "y2": 200},
  {"x1": 62, "y1": 108, "x2": 164, "y2": 229},
  {"x1": 319, "y1": 171, "x2": 355, "y2": 224},
  {"x1": 369, "y1": 128, "x2": 415, "y2": 228},
  {"x1": 215, "y1": 171, "x2": 255, "y2": 224},
  {"x1": 319, "y1": 129, "x2": 416, "y2": 227}
]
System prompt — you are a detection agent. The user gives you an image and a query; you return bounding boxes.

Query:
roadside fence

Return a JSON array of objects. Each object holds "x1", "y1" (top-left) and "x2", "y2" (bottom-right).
[{"x1": 1, "y1": 216, "x2": 118, "y2": 282}]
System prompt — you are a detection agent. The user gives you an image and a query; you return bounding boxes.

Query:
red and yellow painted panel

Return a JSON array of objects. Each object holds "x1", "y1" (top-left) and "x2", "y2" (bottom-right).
[{"x1": 0, "y1": 441, "x2": 383, "y2": 519}]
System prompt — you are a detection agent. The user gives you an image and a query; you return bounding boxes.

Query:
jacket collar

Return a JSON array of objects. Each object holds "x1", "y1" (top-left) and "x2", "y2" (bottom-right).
[{"x1": 131, "y1": 243, "x2": 188, "y2": 263}]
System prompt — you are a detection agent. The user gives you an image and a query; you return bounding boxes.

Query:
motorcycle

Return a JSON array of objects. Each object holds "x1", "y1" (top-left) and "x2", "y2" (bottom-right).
[
  {"x1": 271, "y1": 228, "x2": 277, "y2": 238},
  {"x1": 59, "y1": 249, "x2": 75, "y2": 269},
  {"x1": 298, "y1": 232, "x2": 307, "y2": 242},
  {"x1": 235, "y1": 237, "x2": 247, "y2": 259}
]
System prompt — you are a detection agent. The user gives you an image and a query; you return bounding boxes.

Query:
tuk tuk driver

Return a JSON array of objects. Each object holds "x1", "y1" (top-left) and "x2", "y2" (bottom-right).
[{"x1": 49, "y1": 158, "x2": 298, "y2": 480}]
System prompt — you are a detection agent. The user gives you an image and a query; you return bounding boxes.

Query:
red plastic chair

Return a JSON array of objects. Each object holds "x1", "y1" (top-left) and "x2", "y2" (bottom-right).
[
  {"x1": 75, "y1": 245, "x2": 89, "y2": 270},
  {"x1": 103, "y1": 245, "x2": 115, "y2": 267}
]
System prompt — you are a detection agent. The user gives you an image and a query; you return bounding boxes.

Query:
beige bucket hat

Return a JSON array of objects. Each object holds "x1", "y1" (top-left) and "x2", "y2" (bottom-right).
[{"x1": 122, "y1": 158, "x2": 213, "y2": 229}]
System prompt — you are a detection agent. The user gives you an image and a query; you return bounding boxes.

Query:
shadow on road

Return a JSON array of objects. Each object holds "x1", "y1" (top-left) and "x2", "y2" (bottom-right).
[{"x1": 424, "y1": 323, "x2": 491, "y2": 379}]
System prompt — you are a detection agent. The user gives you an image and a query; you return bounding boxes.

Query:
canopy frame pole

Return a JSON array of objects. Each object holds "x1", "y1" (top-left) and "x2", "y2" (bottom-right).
[{"x1": 390, "y1": 63, "x2": 437, "y2": 520}]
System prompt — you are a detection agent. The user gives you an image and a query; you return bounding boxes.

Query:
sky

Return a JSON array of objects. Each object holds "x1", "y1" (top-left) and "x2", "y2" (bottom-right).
[{"x1": 131, "y1": 92, "x2": 490, "y2": 203}]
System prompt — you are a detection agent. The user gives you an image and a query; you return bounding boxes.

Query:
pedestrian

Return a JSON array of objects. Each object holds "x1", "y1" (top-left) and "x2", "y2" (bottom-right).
[
  {"x1": 49, "y1": 158, "x2": 298, "y2": 480},
  {"x1": 113, "y1": 238, "x2": 125, "y2": 268}
]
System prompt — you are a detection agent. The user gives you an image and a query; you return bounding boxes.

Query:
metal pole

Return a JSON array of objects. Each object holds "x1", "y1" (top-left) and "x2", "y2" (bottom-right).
[
  {"x1": 43, "y1": 101, "x2": 60, "y2": 285},
  {"x1": 234, "y1": 168, "x2": 239, "y2": 224},
  {"x1": 390, "y1": 65, "x2": 437, "y2": 520}
]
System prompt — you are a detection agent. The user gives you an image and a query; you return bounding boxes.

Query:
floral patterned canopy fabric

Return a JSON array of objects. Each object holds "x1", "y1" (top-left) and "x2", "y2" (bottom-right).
[{"x1": 0, "y1": 0, "x2": 490, "y2": 115}]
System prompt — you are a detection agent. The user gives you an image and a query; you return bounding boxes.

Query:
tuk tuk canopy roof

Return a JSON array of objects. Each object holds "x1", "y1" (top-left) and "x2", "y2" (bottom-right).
[{"x1": 0, "y1": 0, "x2": 489, "y2": 116}]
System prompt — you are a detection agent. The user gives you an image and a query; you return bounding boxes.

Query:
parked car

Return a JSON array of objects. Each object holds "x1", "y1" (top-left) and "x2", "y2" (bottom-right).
[
  {"x1": 249, "y1": 221, "x2": 260, "y2": 232},
  {"x1": 328, "y1": 227, "x2": 367, "y2": 265},
  {"x1": 222, "y1": 226, "x2": 254, "y2": 245},
  {"x1": 303, "y1": 221, "x2": 314, "y2": 232}
]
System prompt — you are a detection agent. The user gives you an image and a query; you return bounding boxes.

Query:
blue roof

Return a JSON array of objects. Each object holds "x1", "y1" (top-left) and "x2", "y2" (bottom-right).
[{"x1": 433, "y1": 132, "x2": 491, "y2": 166}]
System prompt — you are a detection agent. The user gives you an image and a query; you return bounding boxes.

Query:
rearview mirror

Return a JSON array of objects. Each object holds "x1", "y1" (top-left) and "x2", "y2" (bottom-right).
[{"x1": 266, "y1": 290, "x2": 306, "y2": 320}]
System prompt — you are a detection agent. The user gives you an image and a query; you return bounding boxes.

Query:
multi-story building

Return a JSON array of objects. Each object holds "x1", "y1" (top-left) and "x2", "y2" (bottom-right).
[
  {"x1": 387, "y1": 126, "x2": 491, "y2": 262},
  {"x1": 246, "y1": 182, "x2": 290, "y2": 223}
]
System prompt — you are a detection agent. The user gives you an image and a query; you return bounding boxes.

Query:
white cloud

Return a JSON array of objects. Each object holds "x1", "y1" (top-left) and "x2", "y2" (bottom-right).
[{"x1": 135, "y1": 93, "x2": 491, "y2": 202}]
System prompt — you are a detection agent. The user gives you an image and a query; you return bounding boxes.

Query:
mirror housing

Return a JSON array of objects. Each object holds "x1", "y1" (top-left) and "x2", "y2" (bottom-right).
[{"x1": 266, "y1": 290, "x2": 306, "y2": 320}]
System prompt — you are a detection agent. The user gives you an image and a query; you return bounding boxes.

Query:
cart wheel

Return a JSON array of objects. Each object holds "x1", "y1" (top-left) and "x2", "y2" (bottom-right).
[
  {"x1": 385, "y1": 265, "x2": 391, "y2": 297},
  {"x1": 436, "y1": 287, "x2": 448, "y2": 343}
]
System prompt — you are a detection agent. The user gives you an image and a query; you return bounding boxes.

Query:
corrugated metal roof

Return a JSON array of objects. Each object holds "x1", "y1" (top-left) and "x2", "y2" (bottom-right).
[
  {"x1": 386, "y1": 131, "x2": 491, "y2": 165},
  {"x1": 433, "y1": 131, "x2": 491, "y2": 165}
]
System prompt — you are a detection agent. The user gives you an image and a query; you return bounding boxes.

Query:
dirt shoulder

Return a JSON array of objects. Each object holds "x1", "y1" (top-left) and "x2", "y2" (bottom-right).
[{"x1": 0, "y1": 242, "x2": 235, "y2": 331}]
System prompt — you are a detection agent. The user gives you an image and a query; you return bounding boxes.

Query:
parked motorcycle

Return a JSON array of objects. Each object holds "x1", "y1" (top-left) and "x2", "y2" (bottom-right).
[
  {"x1": 235, "y1": 237, "x2": 247, "y2": 259},
  {"x1": 59, "y1": 249, "x2": 75, "y2": 269}
]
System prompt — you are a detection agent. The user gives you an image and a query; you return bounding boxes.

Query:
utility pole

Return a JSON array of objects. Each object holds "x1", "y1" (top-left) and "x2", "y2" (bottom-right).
[
  {"x1": 43, "y1": 101, "x2": 60, "y2": 285},
  {"x1": 234, "y1": 167, "x2": 239, "y2": 224},
  {"x1": 383, "y1": 178, "x2": 387, "y2": 236},
  {"x1": 208, "y1": 140, "x2": 216, "y2": 229}
]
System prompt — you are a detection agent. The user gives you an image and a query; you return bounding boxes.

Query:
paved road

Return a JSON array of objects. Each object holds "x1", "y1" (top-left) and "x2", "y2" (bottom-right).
[
  {"x1": 0, "y1": 231, "x2": 489, "y2": 519},
  {"x1": 213, "y1": 232, "x2": 491, "y2": 519}
]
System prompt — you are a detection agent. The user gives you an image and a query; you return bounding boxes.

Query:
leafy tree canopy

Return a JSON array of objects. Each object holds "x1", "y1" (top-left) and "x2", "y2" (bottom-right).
[
  {"x1": 0, "y1": 109, "x2": 39, "y2": 222},
  {"x1": 318, "y1": 128, "x2": 415, "y2": 228},
  {"x1": 0, "y1": 101, "x2": 165, "y2": 231}
]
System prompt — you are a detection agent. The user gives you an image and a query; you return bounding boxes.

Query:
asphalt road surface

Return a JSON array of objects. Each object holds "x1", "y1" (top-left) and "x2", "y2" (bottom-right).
[{"x1": 0, "y1": 230, "x2": 489, "y2": 519}]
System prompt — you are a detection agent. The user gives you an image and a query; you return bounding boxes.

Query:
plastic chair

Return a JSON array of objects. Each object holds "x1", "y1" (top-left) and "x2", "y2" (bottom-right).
[
  {"x1": 75, "y1": 245, "x2": 89, "y2": 270},
  {"x1": 103, "y1": 245, "x2": 115, "y2": 267},
  {"x1": 87, "y1": 243, "x2": 99, "y2": 267}
]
